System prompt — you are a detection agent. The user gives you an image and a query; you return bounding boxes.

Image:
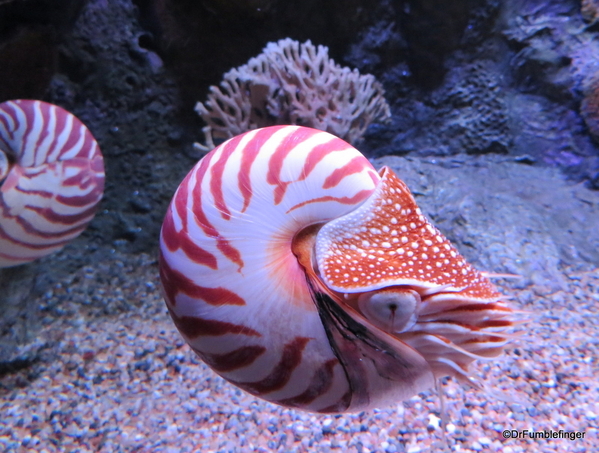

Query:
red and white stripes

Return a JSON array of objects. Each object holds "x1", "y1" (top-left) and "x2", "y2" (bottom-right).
[
  {"x1": 0, "y1": 100, "x2": 105, "y2": 267},
  {"x1": 160, "y1": 126, "x2": 383, "y2": 412},
  {"x1": 159, "y1": 125, "x2": 517, "y2": 413}
]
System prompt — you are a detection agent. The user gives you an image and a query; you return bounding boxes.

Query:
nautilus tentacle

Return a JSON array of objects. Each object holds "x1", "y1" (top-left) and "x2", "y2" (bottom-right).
[
  {"x1": 0, "y1": 100, "x2": 105, "y2": 268},
  {"x1": 159, "y1": 125, "x2": 516, "y2": 413}
]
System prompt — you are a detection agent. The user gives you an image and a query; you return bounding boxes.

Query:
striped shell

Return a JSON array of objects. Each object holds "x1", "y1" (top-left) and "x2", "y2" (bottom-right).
[
  {"x1": 159, "y1": 126, "x2": 515, "y2": 413},
  {"x1": 0, "y1": 100, "x2": 105, "y2": 268}
]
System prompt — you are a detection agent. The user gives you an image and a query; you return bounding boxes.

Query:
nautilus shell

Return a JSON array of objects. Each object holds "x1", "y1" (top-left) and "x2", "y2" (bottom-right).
[
  {"x1": 159, "y1": 126, "x2": 515, "y2": 413},
  {"x1": 0, "y1": 100, "x2": 105, "y2": 268}
]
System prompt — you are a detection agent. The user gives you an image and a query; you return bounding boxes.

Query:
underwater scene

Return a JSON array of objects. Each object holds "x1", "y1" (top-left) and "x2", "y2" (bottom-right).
[{"x1": 0, "y1": 0, "x2": 598, "y2": 452}]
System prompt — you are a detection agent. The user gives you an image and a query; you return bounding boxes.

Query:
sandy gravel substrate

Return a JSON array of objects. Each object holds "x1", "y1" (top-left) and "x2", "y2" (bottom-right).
[{"x1": 0, "y1": 253, "x2": 597, "y2": 453}]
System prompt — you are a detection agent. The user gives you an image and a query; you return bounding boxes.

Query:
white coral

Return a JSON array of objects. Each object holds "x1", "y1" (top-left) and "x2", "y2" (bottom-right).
[{"x1": 195, "y1": 38, "x2": 391, "y2": 151}]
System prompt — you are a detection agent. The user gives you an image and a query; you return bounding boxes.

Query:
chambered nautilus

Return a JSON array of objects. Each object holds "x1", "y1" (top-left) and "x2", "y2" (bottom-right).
[
  {"x1": 0, "y1": 100, "x2": 105, "y2": 268},
  {"x1": 159, "y1": 125, "x2": 516, "y2": 413}
]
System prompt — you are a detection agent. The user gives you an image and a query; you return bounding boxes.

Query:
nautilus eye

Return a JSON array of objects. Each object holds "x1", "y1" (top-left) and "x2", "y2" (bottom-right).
[
  {"x1": 0, "y1": 100, "x2": 105, "y2": 268},
  {"x1": 357, "y1": 288, "x2": 420, "y2": 333},
  {"x1": 159, "y1": 125, "x2": 517, "y2": 413}
]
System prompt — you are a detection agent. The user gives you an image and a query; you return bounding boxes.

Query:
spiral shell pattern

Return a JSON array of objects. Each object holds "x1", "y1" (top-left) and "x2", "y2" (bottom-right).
[
  {"x1": 0, "y1": 100, "x2": 105, "y2": 267},
  {"x1": 160, "y1": 126, "x2": 515, "y2": 413}
]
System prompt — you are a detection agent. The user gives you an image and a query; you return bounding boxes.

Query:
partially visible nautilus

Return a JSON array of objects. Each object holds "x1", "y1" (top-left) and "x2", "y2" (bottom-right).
[
  {"x1": 0, "y1": 100, "x2": 105, "y2": 268},
  {"x1": 159, "y1": 126, "x2": 516, "y2": 413}
]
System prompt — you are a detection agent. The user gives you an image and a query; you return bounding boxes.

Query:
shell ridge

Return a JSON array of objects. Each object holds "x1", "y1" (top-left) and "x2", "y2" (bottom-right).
[{"x1": 49, "y1": 110, "x2": 74, "y2": 162}]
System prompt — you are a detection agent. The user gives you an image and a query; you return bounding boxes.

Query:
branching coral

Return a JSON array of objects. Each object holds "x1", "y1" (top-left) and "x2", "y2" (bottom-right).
[{"x1": 195, "y1": 38, "x2": 391, "y2": 151}]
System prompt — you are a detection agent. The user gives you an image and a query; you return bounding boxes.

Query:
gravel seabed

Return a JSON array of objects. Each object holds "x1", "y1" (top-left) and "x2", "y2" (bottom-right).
[{"x1": 0, "y1": 254, "x2": 597, "y2": 453}]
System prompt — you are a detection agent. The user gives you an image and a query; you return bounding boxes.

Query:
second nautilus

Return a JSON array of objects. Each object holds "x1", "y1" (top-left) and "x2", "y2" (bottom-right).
[
  {"x1": 159, "y1": 125, "x2": 517, "y2": 413},
  {"x1": 0, "y1": 100, "x2": 105, "y2": 268}
]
